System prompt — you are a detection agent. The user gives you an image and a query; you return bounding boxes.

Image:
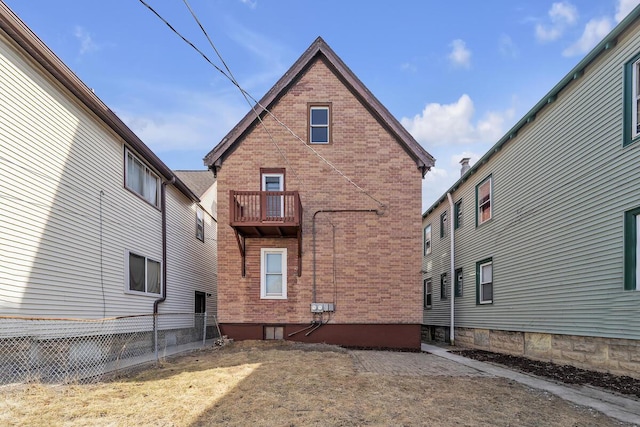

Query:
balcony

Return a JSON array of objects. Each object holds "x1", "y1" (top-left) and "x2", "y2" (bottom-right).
[
  {"x1": 230, "y1": 190, "x2": 303, "y2": 277},
  {"x1": 229, "y1": 190, "x2": 302, "y2": 238}
]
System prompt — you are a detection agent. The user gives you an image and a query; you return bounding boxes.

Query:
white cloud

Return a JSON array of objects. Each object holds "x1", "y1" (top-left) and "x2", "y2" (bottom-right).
[
  {"x1": 562, "y1": 17, "x2": 612, "y2": 56},
  {"x1": 448, "y1": 39, "x2": 471, "y2": 69},
  {"x1": 239, "y1": 0, "x2": 257, "y2": 9},
  {"x1": 616, "y1": 0, "x2": 640, "y2": 22},
  {"x1": 535, "y1": 1, "x2": 578, "y2": 42},
  {"x1": 116, "y1": 85, "x2": 246, "y2": 153},
  {"x1": 422, "y1": 167, "x2": 451, "y2": 211},
  {"x1": 401, "y1": 94, "x2": 514, "y2": 147},
  {"x1": 73, "y1": 26, "x2": 98, "y2": 55},
  {"x1": 499, "y1": 34, "x2": 518, "y2": 58},
  {"x1": 401, "y1": 62, "x2": 417, "y2": 73}
]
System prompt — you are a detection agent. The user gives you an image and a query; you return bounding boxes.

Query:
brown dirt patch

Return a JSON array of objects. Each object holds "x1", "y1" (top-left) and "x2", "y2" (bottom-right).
[
  {"x1": 0, "y1": 341, "x2": 632, "y2": 426},
  {"x1": 452, "y1": 349, "x2": 640, "y2": 398}
]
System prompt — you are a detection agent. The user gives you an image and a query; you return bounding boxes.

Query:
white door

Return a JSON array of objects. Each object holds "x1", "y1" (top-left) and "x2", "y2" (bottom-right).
[{"x1": 262, "y1": 173, "x2": 284, "y2": 218}]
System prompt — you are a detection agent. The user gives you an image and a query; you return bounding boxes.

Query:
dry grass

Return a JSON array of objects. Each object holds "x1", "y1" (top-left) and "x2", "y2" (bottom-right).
[{"x1": 0, "y1": 340, "x2": 629, "y2": 426}]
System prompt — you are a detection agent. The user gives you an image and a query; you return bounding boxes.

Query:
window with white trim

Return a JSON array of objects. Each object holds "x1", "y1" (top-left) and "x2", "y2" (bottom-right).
[
  {"x1": 423, "y1": 278, "x2": 432, "y2": 309},
  {"x1": 423, "y1": 224, "x2": 432, "y2": 255},
  {"x1": 260, "y1": 248, "x2": 287, "y2": 299},
  {"x1": 624, "y1": 54, "x2": 640, "y2": 146},
  {"x1": 476, "y1": 176, "x2": 492, "y2": 225},
  {"x1": 476, "y1": 258, "x2": 493, "y2": 304},
  {"x1": 126, "y1": 251, "x2": 161, "y2": 295},
  {"x1": 196, "y1": 207, "x2": 204, "y2": 242},
  {"x1": 624, "y1": 207, "x2": 640, "y2": 290},
  {"x1": 125, "y1": 149, "x2": 160, "y2": 207},
  {"x1": 309, "y1": 105, "x2": 330, "y2": 144}
]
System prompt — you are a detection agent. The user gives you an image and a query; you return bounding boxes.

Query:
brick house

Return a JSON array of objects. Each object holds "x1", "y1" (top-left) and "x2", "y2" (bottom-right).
[{"x1": 204, "y1": 37, "x2": 434, "y2": 350}]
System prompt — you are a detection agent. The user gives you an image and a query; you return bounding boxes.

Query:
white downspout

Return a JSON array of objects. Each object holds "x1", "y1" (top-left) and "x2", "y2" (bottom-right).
[{"x1": 447, "y1": 192, "x2": 455, "y2": 346}]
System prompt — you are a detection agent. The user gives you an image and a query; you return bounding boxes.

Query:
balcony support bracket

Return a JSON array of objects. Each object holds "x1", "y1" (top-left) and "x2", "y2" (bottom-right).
[
  {"x1": 297, "y1": 228, "x2": 302, "y2": 277},
  {"x1": 234, "y1": 229, "x2": 246, "y2": 277}
]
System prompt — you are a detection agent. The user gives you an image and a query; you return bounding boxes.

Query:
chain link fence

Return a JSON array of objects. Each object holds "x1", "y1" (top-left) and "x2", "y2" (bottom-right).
[{"x1": 0, "y1": 312, "x2": 220, "y2": 384}]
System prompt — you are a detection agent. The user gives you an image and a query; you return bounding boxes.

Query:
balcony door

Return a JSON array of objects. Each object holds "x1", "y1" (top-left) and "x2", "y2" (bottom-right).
[{"x1": 262, "y1": 172, "x2": 284, "y2": 219}]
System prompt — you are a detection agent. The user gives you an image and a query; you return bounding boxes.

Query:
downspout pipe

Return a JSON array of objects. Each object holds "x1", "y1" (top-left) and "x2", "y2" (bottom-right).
[
  {"x1": 446, "y1": 192, "x2": 455, "y2": 346},
  {"x1": 154, "y1": 177, "x2": 176, "y2": 314}
]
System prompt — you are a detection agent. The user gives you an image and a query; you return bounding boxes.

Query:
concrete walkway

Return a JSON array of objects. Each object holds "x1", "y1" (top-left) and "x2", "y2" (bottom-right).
[{"x1": 422, "y1": 343, "x2": 640, "y2": 425}]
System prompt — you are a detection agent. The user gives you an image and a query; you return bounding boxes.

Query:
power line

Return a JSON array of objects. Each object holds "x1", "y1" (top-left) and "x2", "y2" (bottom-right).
[{"x1": 138, "y1": 0, "x2": 385, "y2": 208}]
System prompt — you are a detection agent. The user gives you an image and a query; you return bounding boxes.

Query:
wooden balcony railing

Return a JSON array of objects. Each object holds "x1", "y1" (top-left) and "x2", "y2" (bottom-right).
[{"x1": 229, "y1": 190, "x2": 302, "y2": 236}]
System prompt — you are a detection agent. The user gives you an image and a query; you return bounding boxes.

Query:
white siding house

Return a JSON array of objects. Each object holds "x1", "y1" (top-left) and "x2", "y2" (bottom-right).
[{"x1": 0, "y1": 2, "x2": 216, "y2": 320}]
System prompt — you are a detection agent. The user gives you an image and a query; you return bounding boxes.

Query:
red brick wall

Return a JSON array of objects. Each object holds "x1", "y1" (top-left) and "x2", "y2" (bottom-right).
[{"x1": 217, "y1": 57, "x2": 423, "y2": 326}]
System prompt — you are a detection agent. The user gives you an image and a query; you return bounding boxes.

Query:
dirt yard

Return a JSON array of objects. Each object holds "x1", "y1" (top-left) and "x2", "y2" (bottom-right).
[{"x1": 0, "y1": 341, "x2": 631, "y2": 426}]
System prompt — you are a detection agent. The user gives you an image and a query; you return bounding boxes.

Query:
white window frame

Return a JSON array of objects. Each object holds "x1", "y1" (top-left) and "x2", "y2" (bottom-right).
[
  {"x1": 309, "y1": 106, "x2": 330, "y2": 144},
  {"x1": 479, "y1": 260, "x2": 493, "y2": 304},
  {"x1": 260, "y1": 248, "x2": 287, "y2": 299},
  {"x1": 477, "y1": 176, "x2": 492, "y2": 225},
  {"x1": 196, "y1": 207, "x2": 204, "y2": 242},
  {"x1": 125, "y1": 149, "x2": 160, "y2": 208},
  {"x1": 125, "y1": 250, "x2": 162, "y2": 296},
  {"x1": 261, "y1": 173, "x2": 284, "y2": 218},
  {"x1": 633, "y1": 58, "x2": 640, "y2": 140},
  {"x1": 423, "y1": 224, "x2": 432, "y2": 255}
]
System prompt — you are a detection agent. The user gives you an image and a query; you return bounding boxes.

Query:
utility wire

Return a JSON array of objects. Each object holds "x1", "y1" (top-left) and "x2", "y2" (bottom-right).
[
  {"x1": 138, "y1": 0, "x2": 385, "y2": 208},
  {"x1": 180, "y1": 0, "x2": 304, "y2": 191}
]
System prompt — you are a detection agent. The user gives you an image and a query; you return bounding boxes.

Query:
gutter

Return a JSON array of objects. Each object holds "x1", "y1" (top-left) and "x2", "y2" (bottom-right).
[{"x1": 446, "y1": 192, "x2": 455, "y2": 346}]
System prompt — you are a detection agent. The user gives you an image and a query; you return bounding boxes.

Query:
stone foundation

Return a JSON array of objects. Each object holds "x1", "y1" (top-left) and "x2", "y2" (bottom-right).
[{"x1": 422, "y1": 325, "x2": 640, "y2": 379}]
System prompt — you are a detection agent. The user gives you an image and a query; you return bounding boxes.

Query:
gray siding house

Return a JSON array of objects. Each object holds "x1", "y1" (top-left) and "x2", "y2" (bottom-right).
[
  {"x1": 422, "y1": 5, "x2": 640, "y2": 378},
  {"x1": 0, "y1": 2, "x2": 217, "y2": 320}
]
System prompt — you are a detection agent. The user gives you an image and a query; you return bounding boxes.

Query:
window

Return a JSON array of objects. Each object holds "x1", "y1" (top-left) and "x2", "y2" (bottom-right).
[
  {"x1": 423, "y1": 278, "x2": 432, "y2": 308},
  {"x1": 261, "y1": 170, "x2": 284, "y2": 218},
  {"x1": 476, "y1": 176, "x2": 492, "y2": 226},
  {"x1": 423, "y1": 224, "x2": 432, "y2": 255},
  {"x1": 127, "y1": 251, "x2": 161, "y2": 295},
  {"x1": 624, "y1": 54, "x2": 640, "y2": 146},
  {"x1": 455, "y1": 268, "x2": 463, "y2": 297},
  {"x1": 440, "y1": 211, "x2": 447, "y2": 238},
  {"x1": 476, "y1": 258, "x2": 493, "y2": 304},
  {"x1": 440, "y1": 273, "x2": 448, "y2": 299},
  {"x1": 125, "y1": 149, "x2": 160, "y2": 207},
  {"x1": 196, "y1": 207, "x2": 204, "y2": 242},
  {"x1": 260, "y1": 248, "x2": 287, "y2": 299},
  {"x1": 264, "y1": 326, "x2": 284, "y2": 340},
  {"x1": 624, "y1": 207, "x2": 640, "y2": 290},
  {"x1": 454, "y1": 199, "x2": 462, "y2": 229},
  {"x1": 309, "y1": 105, "x2": 330, "y2": 144}
]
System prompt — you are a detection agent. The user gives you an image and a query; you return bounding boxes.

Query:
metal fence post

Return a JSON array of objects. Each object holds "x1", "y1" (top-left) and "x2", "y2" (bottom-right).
[
  {"x1": 202, "y1": 312, "x2": 207, "y2": 346},
  {"x1": 154, "y1": 313, "x2": 158, "y2": 363}
]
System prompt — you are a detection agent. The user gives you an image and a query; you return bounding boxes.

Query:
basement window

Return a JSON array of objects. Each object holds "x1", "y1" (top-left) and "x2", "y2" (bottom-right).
[{"x1": 265, "y1": 326, "x2": 284, "y2": 340}]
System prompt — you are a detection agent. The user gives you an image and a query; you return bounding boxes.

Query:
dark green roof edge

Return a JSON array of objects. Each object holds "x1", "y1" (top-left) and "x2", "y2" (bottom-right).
[{"x1": 422, "y1": 4, "x2": 640, "y2": 219}]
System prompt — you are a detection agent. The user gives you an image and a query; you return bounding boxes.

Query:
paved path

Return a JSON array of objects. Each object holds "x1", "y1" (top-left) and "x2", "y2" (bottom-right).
[{"x1": 349, "y1": 344, "x2": 640, "y2": 425}]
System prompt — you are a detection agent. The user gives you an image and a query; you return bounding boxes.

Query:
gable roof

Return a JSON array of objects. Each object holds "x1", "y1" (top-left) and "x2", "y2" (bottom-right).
[
  {"x1": 203, "y1": 36, "x2": 434, "y2": 177},
  {"x1": 422, "y1": 4, "x2": 640, "y2": 219},
  {"x1": 0, "y1": 1, "x2": 199, "y2": 203},
  {"x1": 173, "y1": 170, "x2": 215, "y2": 198}
]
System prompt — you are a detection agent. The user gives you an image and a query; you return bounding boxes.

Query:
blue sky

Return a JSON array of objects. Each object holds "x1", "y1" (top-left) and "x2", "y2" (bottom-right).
[{"x1": 5, "y1": 0, "x2": 640, "y2": 211}]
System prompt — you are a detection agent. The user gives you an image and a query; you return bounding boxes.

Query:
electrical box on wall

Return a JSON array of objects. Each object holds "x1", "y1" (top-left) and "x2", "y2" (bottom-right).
[{"x1": 310, "y1": 302, "x2": 334, "y2": 313}]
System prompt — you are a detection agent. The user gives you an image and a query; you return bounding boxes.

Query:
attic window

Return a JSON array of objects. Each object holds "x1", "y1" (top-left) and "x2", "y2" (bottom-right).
[{"x1": 309, "y1": 105, "x2": 330, "y2": 144}]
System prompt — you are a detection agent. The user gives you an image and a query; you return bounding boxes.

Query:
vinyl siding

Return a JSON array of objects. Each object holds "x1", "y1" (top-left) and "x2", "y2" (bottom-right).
[
  {"x1": 0, "y1": 29, "x2": 215, "y2": 319},
  {"x1": 423, "y1": 18, "x2": 640, "y2": 340},
  {"x1": 164, "y1": 186, "x2": 217, "y2": 316}
]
